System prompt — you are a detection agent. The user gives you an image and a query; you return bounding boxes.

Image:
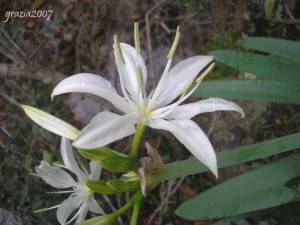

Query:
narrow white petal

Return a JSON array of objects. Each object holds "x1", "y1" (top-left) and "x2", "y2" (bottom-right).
[
  {"x1": 88, "y1": 161, "x2": 102, "y2": 180},
  {"x1": 168, "y1": 98, "x2": 245, "y2": 119},
  {"x1": 57, "y1": 194, "x2": 86, "y2": 225},
  {"x1": 113, "y1": 43, "x2": 147, "y2": 98},
  {"x1": 148, "y1": 119, "x2": 218, "y2": 177},
  {"x1": 36, "y1": 161, "x2": 76, "y2": 188},
  {"x1": 154, "y1": 56, "x2": 213, "y2": 107},
  {"x1": 60, "y1": 137, "x2": 87, "y2": 181},
  {"x1": 51, "y1": 73, "x2": 130, "y2": 113},
  {"x1": 75, "y1": 204, "x2": 89, "y2": 224},
  {"x1": 73, "y1": 112, "x2": 138, "y2": 149},
  {"x1": 88, "y1": 195, "x2": 105, "y2": 214},
  {"x1": 22, "y1": 105, "x2": 79, "y2": 140}
]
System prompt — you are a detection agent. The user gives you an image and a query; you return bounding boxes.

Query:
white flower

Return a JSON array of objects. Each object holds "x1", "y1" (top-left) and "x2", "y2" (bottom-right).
[
  {"x1": 51, "y1": 25, "x2": 244, "y2": 177},
  {"x1": 36, "y1": 137, "x2": 104, "y2": 224}
]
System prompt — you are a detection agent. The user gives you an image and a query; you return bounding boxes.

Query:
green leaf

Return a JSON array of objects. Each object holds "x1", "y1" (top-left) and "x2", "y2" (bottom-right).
[
  {"x1": 209, "y1": 50, "x2": 300, "y2": 84},
  {"x1": 194, "y1": 79, "x2": 300, "y2": 104},
  {"x1": 78, "y1": 147, "x2": 116, "y2": 161},
  {"x1": 42, "y1": 150, "x2": 53, "y2": 163},
  {"x1": 176, "y1": 154, "x2": 300, "y2": 220},
  {"x1": 213, "y1": 201, "x2": 300, "y2": 225},
  {"x1": 79, "y1": 148, "x2": 132, "y2": 172},
  {"x1": 107, "y1": 179, "x2": 140, "y2": 192},
  {"x1": 24, "y1": 154, "x2": 33, "y2": 168},
  {"x1": 86, "y1": 180, "x2": 117, "y2": 195},
  {"x1": 155, "y1": 132, "x2": 300, "y2": 183},
  {"x1": 78, "y1": 214, "x2": 117, "y2": 225},
  {"x1": 101, "y1": 156, "x2": 132, "y2": 173},
  {"x1": 239, "y1": 37, "x2": 300, "y2": 62}
]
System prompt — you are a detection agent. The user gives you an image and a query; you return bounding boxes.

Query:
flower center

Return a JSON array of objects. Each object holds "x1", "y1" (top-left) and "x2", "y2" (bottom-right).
[
  {"x1": 78, "y1": 182, "x2": 93, "y2": 195},
  {"x1": 140, "y1": 104, "x2": 152, "y2": 119}
]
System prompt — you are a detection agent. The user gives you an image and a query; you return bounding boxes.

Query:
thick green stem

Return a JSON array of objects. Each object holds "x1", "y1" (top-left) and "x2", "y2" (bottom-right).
[{"x1": 129, "y1": 124, "x2": 145, "y2": 169}]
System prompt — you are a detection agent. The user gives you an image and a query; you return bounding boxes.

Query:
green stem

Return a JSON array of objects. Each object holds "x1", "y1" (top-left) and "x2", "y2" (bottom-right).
[
  {"x1": 114, "y1": 191, "x2": 143, "y2": 217},
  {"x1": 129, "y1": 123, "x2": 145, "y2": 168},
  {"x1": 130, "y1": 191, "x2": 144, "y2": 225}
]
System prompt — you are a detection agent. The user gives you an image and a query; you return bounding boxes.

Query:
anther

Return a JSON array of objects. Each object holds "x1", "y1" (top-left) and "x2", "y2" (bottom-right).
[
  {"x1": 134, "y1": 22, "x2": 141, "y2": 54},
  {"x1": 137, "y1": 66, "x2": 143, "y2": 87},
  {"x1": 167, "y1": 26, "x2": 180, "y2": 59},
  {"x1": 196, "y1": 62, "x2": 215, "y2": 83},
  {"x1": 114, "y1": 35, "x2": 125, "y2": 64}
]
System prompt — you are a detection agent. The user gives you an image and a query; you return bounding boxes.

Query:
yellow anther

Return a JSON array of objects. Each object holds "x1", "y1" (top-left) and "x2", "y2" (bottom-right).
[
  {"x1": 114, "y1": 35, "x2": 125, "y2": 64},
  {"x1": 196, "y1": 62, "x2": 215, "y2": 83},
  {"x1": 134, "y1": 22, "x2": 141, "y2": 54},
  {"x1": 167, "y1": 26, "x2": 180, "y2": 59},
  {"x1": 179, "y1": 78, "x2": 195, "y2": 95},
  {"x1": 137, "y1": 66, "x2": 143, "y2": 87}
]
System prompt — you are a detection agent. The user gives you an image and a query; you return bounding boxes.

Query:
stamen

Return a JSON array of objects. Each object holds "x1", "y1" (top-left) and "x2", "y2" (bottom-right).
[
  {"x1": 179, "y1": 78, "x2": 195, "y2": 95},
  {"x1": 196, "y1": 62, "x2": 215, "y2": 83},
  {"x1": 33, "y1": 204, "x2": 60, "y2": 213},
  {"x1": 137, "y1": 66, "x2": 143, "y2": 87},
  {"x1": 47, "y1": 190, "x2": 74, "y2": 194},
  {"x1": 134, "y1": 22, "x2": 141, "y2": 54},
  {"x1": 114, "y1": 35, "x2": 125, "y2": 64},
  {"x1": 66, "y1": 205, "x2": 83, "y2": 224},
  {"x1": 167, "y1": 26, "x2": 180, "y2": 59}
]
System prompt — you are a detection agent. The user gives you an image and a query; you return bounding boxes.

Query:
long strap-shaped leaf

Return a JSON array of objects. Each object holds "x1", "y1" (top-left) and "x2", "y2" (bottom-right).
[
  {"x1": 193, "y1": 79, "x2": 300, "y2": 104},
  {"x1": 154, "y1": 132, "x2": 300, "y2": 182},
  {"x1": 176, "y1": 154, "x2": 300, "y2": 220},
  {"x1": 239, "y1": 37, "x2": 300, "y2": 62},
  {"x1": 209, "y1": 50, "x2": 300, "y2": 84}
]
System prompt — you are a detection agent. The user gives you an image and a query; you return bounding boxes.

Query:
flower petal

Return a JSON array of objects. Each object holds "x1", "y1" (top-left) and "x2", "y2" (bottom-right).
[
  {"x1": 51, "y1": 73, "x2": 130, "y2": 113},
  {"x1": 75, "y1": 204, "x2": 89, "y2": 224},
  {"x1": 154, "y1": 56, "x2": 213, "y2": 107},
  {"x1": 22, "y1": 105, "x2": 79, "y2": 140},
  {"x1": 88, "y1": 161, "x2": 102, "y2": 180},
  {"x1": 35, "y1": 161, "x2": 76, "y2": 188},
  {"x1": 88, "y1": 195, "x2": 105, "y2": 214},
  {"x1": 60, "y1": 137, "x2": 87, "y2": 181},
  {"x1": 148, "y1": 119, "x2": 218, "y2": 177},
  {"x1": 57, "y1": 194, "x2": 87, "y2": 224},
  {"x1": 73, "y1": 112, "x2": 138, "y2": 149},
  {"x1": 168, "y1": 97, "x2": 245, "y2": 119},
  {"x1": 113, "y1": 43, "x2": 147, "y2": 98}
]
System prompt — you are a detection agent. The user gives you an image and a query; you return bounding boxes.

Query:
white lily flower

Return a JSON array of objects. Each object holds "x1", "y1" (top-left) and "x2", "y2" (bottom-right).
[
  {"x1": 22, "y1": 105, "x2": 79, "y2": 140},
  {"x1": 36, "y1": 137, "x2": 104, "y2": 224},
  {"x1": 51, "y1": 25, "x2": 244, "y2": 177}
]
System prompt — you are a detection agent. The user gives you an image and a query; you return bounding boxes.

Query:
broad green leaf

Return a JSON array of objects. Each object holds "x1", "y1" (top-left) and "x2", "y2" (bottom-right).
[
  {"x1": 209, "y1": 50, "x2": 300, "y2": 84},
  {"x1": 194, "y1": 80, "x2": 300, "y2": 104},
  {"x1": 154, "y1": 132, "x2": 300, "y2": 183},
  {"x1": 213, "y1": 201, "x2": 300, "y2": 225},
  {"x1": 86, "y1": 180, "x2": 117, "y2": 195},
  {"x1": 239, "y1": 37, "x2": 300, "y2": 62},
  {"x1": 176, "y1": 154, "x2": 300, "y2": 220}
]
